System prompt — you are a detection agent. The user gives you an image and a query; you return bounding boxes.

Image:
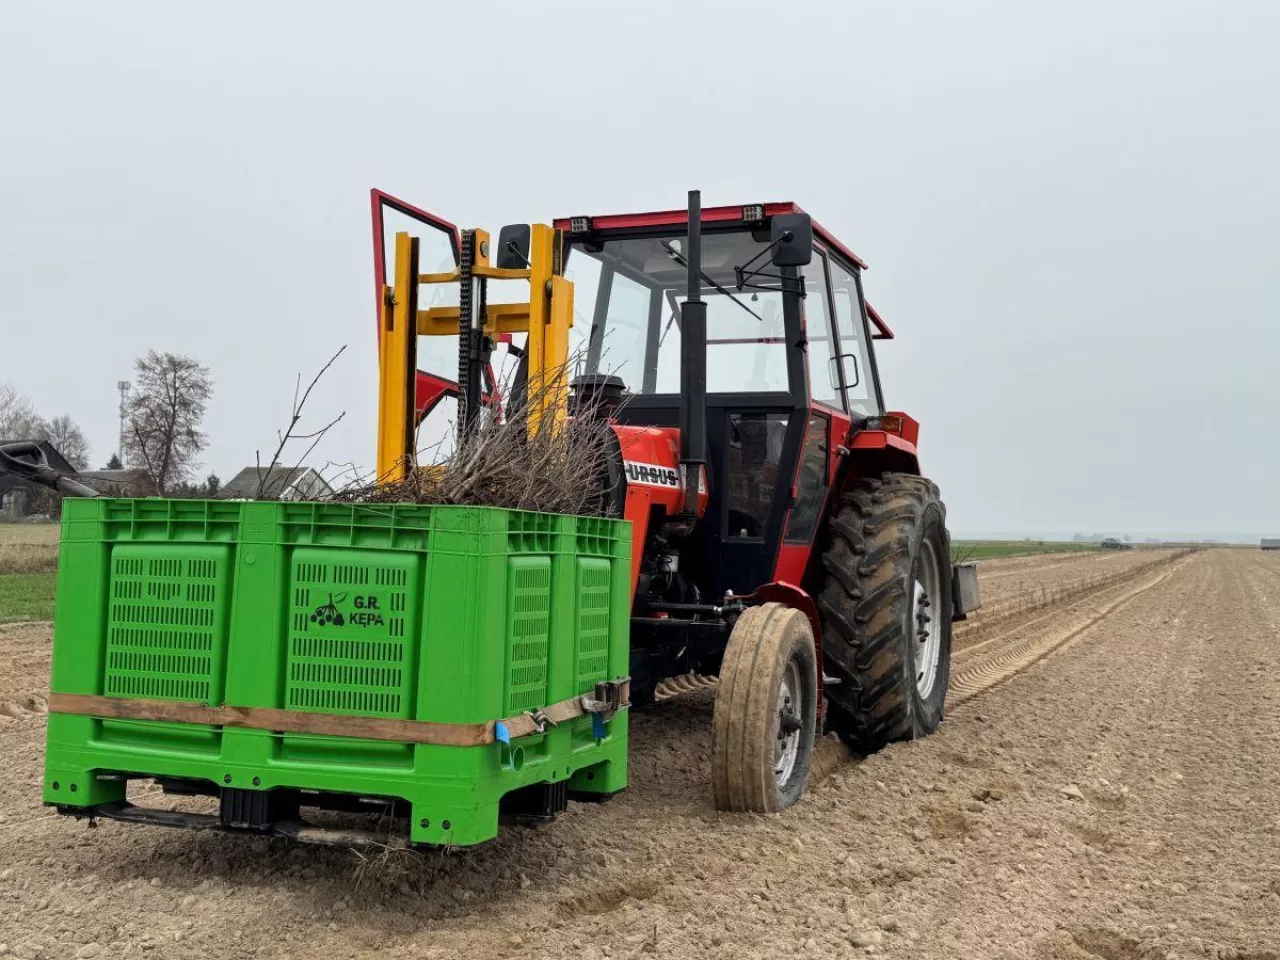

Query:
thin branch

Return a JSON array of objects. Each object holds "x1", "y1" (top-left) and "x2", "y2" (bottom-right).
[
  {"x1": 254, "y1": 346, "x2": 347, "y2": 499},
  {"x1": 288, "y1": 423, "x2": 343, "y2": 441},
  {"x1": 281, "y1": 412, "x2": 347, "y2": 495}
]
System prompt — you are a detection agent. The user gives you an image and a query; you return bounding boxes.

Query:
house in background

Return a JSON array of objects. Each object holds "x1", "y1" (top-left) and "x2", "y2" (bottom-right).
[
  {"x1": 220, "y1": 466, "x2": 333, "y2": 501},
  {"x1": 0, "y1": 440, "x2": 76, "y2": 520},
  {"x1": 2, "y1": 454, "x2": 337, "y2": 516}
]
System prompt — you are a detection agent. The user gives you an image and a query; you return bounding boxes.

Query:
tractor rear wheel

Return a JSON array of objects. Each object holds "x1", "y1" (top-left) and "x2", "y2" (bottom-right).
[
  {"x1": 711, "y1": 603, "x2": 818, "y2": 812},
  {"x1": 818, "y1": 473, "x2": 953, "y2": 751}
]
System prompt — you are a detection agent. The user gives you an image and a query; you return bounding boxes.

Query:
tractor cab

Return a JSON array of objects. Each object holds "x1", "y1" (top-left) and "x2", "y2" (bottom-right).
[{"x1": 554, "y1": 204, "x2": 900, "y2": 604}]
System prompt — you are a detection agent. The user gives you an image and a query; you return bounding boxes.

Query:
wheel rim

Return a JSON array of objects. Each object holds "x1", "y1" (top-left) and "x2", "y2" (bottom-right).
[
  {"x1": 775, "y1": 658, "x2": 803, "y2": 787},
  {"x1": 913, "y1": 537, "x2": 944, "y2": 698}
]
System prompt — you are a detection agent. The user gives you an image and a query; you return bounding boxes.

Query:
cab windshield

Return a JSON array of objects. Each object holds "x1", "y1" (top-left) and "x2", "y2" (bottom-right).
[{"x1": 565, "y1": 231, "x2": 792, "y2": 395}]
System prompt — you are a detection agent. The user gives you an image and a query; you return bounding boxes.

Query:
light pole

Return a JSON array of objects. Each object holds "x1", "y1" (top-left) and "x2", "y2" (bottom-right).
[{"x1": 116, "y1": 380, "x2": 130, "y2": 466}]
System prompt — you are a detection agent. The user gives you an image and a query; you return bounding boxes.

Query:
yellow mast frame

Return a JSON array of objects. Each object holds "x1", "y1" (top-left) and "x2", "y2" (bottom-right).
[{"x1": 375, "y1": 223, "x2": 573, "y2": 484}]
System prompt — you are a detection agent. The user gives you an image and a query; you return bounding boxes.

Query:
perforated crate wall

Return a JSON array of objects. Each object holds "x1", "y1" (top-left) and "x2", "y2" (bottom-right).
[
  {"x1": 286, "y1": 548, "x2": 418, "y2": 719},
  {"x1": 575, "y1": 558, "x2": 613, "y2": 690},
  {"x1": 505, "y1": 556, "x2": 551, "y2": 714},
  {"x1": 104, "y1": 544, "x2": 230, "y2": 703}
]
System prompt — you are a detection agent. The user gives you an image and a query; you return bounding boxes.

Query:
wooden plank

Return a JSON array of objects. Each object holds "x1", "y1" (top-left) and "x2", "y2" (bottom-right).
[{"x1": 48, "y1": 693, "x2": 496, "y2": 748}]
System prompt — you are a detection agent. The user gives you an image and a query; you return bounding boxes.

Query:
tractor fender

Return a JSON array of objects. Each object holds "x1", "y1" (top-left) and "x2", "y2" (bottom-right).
[
  {"x1": 836, "y1": 416, "x2": 922, "y2": 496},
  {"x1": 738, "y1": 581, "x2": 825, "y2": 717},
  {"x1": 848, "y1": 431, "x2": 920, "y2": 471}
]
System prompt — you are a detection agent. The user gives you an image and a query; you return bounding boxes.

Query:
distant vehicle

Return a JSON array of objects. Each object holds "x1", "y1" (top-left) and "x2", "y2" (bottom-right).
[
  {"x1": 1262, "y1": 538, "x2": 1280, "y2": 551},
  {"x1": 1101, "y1": 538, "x2": 1133, "y2": 550}
]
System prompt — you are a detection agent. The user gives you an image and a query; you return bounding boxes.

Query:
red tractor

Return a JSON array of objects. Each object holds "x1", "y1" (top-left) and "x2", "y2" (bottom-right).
[{"x1": 373, "y1": 190, "x2": 980, "y2": 815}]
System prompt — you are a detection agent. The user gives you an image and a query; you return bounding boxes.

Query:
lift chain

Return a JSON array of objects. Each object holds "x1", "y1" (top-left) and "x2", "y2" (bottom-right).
[{"x1": 456, "y1": 229, "x2": 477, "y2": 443}]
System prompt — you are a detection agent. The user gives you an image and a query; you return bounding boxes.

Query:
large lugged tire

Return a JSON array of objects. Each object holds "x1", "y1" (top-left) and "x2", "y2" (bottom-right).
[
  {"x1": 711, "y1": 603, "x2": 818, "y2": 812},
  {"x1": 818, "y1": 473, "x2": 953, "y2": 751}
]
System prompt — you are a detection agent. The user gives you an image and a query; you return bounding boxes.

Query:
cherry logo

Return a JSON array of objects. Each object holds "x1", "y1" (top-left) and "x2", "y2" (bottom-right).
[{"x1": 309, "y1": 592, "x2": 348, "y2": 626}]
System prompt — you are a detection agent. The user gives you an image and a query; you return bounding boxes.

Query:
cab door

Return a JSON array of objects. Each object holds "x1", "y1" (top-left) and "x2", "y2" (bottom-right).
[
  {"x1": 825, "y1": 254, "x2": 885, "y2": 419},
  {"x1": 775, "y1": 247, "x2": 849, "y2": 584}
]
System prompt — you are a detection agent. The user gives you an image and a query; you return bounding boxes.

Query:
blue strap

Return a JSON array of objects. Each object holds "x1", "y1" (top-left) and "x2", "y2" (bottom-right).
[{"x1": 591, "y1": 711, "x2": 607, "y2": 740}]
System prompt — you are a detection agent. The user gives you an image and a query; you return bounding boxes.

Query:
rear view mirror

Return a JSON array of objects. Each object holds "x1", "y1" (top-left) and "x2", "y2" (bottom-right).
[
  {"x1": 497, "y1": 224, "x2": 531, "y2": 269},
  {"x1": 770, "y1": 213, "x2": 813, "y2": 266}
]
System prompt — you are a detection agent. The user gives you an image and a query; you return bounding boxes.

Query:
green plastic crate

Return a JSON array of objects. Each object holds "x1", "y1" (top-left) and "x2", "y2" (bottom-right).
[{"x1": 43, "y1": 498, "x2": 631, "y2": 846}]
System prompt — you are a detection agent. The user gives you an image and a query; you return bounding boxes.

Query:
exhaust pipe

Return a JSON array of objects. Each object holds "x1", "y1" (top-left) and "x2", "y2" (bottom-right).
[{"x1": 678, "y1": 189, "x2": 707, "y2": 516}]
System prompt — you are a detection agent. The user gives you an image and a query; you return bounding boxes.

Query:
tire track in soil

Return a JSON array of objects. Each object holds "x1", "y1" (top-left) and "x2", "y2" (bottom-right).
[
  {"x1": 804, "y1": 553, "x2": 1192, "y2": 789},
  {"x1": 970, "y1": 548, "x2": 1144, "y2": 589},
  {"x1": 663, "y1": 551, "x2": 1186, "y2": 730},
  {"x1": 972, "y1": 550, "x2": 1179, "y2": 615},
  {"x1": 992, "y1": 549, "x2": 1280, "y2": 958},
  {"x1": 975, "y1": 551, "x2": 1109, "y2": 579},
  {"x1": 822, "y1": 548, "x2": 1277, "y2": 960},
  {"x1": 952, "y1": 550, "x2": 1186, "y2": 654},
  {"x1": 946, "y1": 559, "x2": 1188, "y2": 707},
  {"x1": 651, "y1": 556, "x2": 1188, "y2": 791}
]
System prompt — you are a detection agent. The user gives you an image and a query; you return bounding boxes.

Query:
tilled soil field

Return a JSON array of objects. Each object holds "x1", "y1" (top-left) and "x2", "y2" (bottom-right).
[
  {"x1": 2, "y1": 549, "x2": 1278, "y2": 959},
  {"x1": 969, "y1": 548, "x2": 1178, "y2": 607}
]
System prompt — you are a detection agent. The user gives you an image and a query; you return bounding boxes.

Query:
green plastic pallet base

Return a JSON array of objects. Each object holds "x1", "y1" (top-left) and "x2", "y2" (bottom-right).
[{"x1": 44, "y1": 713, "x2": 627, "y2": 846}]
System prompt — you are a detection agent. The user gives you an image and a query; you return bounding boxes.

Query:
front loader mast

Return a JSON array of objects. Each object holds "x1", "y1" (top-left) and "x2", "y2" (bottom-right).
[
  {"x1": 375, "y1": 223, "x2": 575, "y2": 483},
  {"x1": 375, "y1": 190, "x2": 710, "y2": 495}
]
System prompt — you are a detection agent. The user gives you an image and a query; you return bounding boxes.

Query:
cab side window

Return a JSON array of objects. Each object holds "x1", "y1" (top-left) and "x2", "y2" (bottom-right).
[
  {"x1": 828, "y1": 260, "x2": 882, "y2": 417},
  {"x1": 803, "y1": 252, "x2": 843, "y2": 410}
]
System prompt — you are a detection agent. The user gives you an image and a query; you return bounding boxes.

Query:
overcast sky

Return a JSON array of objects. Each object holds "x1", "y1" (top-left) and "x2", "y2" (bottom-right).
[{"x1": 2, "y1": 1, "x2": 1277, "y2": 537}]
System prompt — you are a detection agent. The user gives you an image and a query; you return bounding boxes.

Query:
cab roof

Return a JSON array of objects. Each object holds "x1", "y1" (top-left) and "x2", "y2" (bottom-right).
[{"x1": 552, "y1": 202, "x2": 892, "y2": 339}]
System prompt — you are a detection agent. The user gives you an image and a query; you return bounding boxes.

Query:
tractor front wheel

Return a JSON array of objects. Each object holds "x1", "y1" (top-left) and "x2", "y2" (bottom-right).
[
  {"x1": 818, "y1": 473, "x2": 953, "y2": 751},
  {"x1": 711, "y1": 603, "x2": 818, "y2": 812}
]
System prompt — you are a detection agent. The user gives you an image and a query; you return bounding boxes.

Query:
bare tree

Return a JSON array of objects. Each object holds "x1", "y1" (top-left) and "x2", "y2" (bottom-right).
[
  {"x1": 41, "y1": 414, "x2": 90, "y2": 470},
  {"x1": 124, "y1": 351, "x2": 213, "y2": 494},
  {"x1": 0, "y1": 383, "x2": 44, "y2": 440}
]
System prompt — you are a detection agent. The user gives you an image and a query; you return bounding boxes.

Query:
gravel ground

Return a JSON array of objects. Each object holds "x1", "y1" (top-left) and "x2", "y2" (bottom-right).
[{"x1": 0, "y1": 549, "x2": 1277, "y2": 960}]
